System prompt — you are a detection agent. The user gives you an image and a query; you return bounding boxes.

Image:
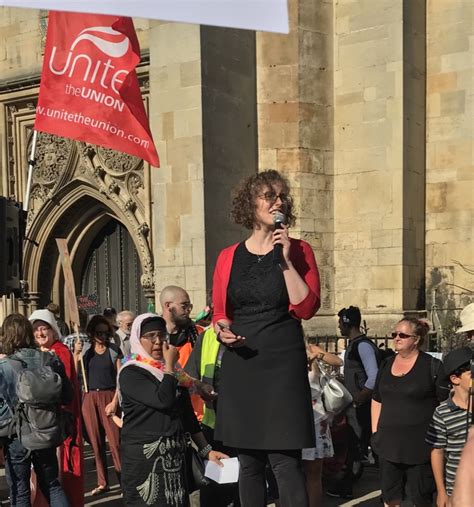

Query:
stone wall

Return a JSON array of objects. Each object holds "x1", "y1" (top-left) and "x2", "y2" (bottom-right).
[
  {"x1": 148, "y1": 21, "x2": 206, "y2": 310},
  {"x1": 257, "y1": 0, "x2": 335, "y2": 335},
  {"x1": 201, "y1": 26, "x2": 258, "y2": 290},
  {"x1": 425, "y1": 0, "x2": 474, "y2": 336},
  {"x1": 332, "y1": 0, "x2": 437, "y2": 335}
]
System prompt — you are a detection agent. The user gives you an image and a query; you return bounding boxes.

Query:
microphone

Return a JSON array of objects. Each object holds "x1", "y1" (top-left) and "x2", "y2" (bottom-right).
[{"x1": 273, "y1": 211, "x2": 286, "y2": 265}]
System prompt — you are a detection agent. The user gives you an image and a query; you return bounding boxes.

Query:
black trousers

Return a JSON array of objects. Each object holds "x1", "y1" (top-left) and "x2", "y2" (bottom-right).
[
  {"x1": 238, "y1": 449, "x2": 308, "y2": 507},
  {"x1": 346, "y1": 403, "x2": 372, "y2": 457}
]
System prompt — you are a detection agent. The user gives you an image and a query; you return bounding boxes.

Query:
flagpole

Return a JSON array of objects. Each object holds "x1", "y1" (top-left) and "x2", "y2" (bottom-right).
[{"x1": 23, "y1": 130, "x2": 38, "y2": 212}]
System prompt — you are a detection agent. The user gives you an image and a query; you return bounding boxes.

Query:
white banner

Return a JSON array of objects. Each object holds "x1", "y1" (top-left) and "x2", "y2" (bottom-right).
[{"x1": 0, "y1": 0, "x2": 289, "y2": 33}]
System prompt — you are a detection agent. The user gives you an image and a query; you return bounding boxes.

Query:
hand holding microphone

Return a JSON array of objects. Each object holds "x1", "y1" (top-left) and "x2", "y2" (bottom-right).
[{"x1": 272, "y1": 211, "x2": 290, "y2": 265}]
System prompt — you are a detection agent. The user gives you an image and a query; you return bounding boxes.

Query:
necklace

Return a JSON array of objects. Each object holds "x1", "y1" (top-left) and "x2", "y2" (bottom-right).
[{"x1": 256, "y1": 253, "x2": 267, "y2": 263}]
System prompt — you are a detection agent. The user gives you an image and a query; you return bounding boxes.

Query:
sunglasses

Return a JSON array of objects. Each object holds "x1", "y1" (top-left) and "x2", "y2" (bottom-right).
[
  {"x1": 174, "y1": 302, "x2": 193, "y2": 311},
  {"x1": 391, "y1": 332, "x2": 416, "y2": 339},
  {"x1": 258, "y1": 191, "x2": 289, "y2": 204}
]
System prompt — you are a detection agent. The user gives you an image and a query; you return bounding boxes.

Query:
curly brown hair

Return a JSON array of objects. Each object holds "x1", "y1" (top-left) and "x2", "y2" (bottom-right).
[
  {"x1": 1, "y1": 313, "x2": 36, "y2": 356},
  {"x1": 231, "y1": 170, "x2": 296, "y2": 229}
]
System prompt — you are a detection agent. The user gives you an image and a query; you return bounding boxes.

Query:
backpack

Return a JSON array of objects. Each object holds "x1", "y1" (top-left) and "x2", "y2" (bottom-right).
[
  {"x1": 0, "y1": 396, "x2": 13, "y2": 438},
  {"x1": 8, "y1": 355, "x2": 65, "y2": 450},
  {"x1": 349, "y1": 336, "x2": 384, "y2": 366}
]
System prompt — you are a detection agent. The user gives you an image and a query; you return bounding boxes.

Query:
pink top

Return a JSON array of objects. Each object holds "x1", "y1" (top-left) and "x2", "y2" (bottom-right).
[{"x1": 212, "y1": 238, "x2": 321, "y2": 323}]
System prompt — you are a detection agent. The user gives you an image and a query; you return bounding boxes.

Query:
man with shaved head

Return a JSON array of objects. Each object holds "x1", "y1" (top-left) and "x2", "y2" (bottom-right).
[{"x1": 159, "y1": 285, "x2": 199, "y2": 364}]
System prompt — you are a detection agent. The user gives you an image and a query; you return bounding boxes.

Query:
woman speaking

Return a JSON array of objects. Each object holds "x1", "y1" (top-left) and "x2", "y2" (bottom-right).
[{"x1": 212, "y1": 170, "x2": 321, "y2": 506}]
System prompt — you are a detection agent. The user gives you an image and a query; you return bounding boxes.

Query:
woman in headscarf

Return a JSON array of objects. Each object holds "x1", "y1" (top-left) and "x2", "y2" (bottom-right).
[
  {"x1": 29, "y1": 309, "x2": 84, "y2": 507},
  {"x1": 119, "y1": 313, "x2": 227, "y2": 506}
]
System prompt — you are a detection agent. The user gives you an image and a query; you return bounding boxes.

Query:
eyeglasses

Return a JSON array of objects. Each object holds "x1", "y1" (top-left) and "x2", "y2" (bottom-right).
[
  {"x1": 141, "y1": 331, "x2": 167, "y2": 342},
  {"x1": 174, "y1": 302, "x2": 193, "y2": 311},
  {"x1": 258, "y1": 191, "x2": 288, "y2": 203},
  {"x1": 391, "y1": 332, "x2": 416, "y2": 339},
  {"x1": 94, "y1": 331, "x2": 109, "y2": 338}
]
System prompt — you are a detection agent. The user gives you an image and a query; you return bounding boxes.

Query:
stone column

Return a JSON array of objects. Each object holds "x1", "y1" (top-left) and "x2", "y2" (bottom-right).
[
  {"x1": 425, "y1": 0, "x2": 474, "y2": 336},
  {"x1": 28, "y1": 292, "x2": 41, "y2": 313},
  {"x1": 257, "y1": 0, "x2": 335, "y2": 334},
  {"x1": 333, "y1": 0, "x2": 427, "y2": 334},
  {"x1": 148, "y1": 22, "x2": 207, "y2": 310}
]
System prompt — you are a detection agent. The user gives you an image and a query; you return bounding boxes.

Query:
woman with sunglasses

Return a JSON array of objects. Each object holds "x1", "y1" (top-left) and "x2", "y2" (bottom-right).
[
  {"x1": 118, "y1": 313, "x2": 227, "y2": 506},
  {"x1": 371, "y1": 318, "x2": 449, "y2": 507},
  {"x1": 81, "y1": 315, "x2": 123, "y2": 495},
  {"x1": 212, "y1": 170, "x2": 320, "y2": 506}
]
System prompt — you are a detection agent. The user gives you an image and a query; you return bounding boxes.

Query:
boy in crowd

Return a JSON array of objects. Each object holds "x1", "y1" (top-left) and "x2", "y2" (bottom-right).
[{"x1": 426, "y1": 347, "x2": 472, "y2": 507}]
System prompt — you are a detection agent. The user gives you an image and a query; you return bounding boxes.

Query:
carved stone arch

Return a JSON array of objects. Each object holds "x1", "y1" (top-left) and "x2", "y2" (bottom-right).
[{"x1": 23, "y1": 181, "x2": 155, "y2": 312}]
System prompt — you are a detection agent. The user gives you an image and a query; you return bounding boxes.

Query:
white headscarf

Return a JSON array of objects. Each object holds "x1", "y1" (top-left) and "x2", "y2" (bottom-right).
[
  {"x1": 118, "y1": 312, "x2": 167, "y2": 383},
  {"x1": 29, "y1": 309, "x2": 62, "y2": 340}
]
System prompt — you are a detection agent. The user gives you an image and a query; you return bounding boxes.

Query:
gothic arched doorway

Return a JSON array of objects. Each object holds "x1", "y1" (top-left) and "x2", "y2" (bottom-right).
[{"x1": 80, "y1": 218, "x2": 147, "y2": 315}]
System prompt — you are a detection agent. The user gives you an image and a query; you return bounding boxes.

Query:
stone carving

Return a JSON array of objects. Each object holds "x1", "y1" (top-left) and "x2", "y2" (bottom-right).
[
  {"x1": 126, "y1": 172, "x2": 144, "y2": 199},
  {"x1": 138, "y1": 223, "x2": 150, "y2": 237},
  {"x1": 96, "y1": 146, "x2": 141, "y2": 175},
  {"x1": 4, "y1": 85, "x2": 154, "y2": 302},
  {"x1": 33, "y1": 133, "x2": 71, "y2": 185}
]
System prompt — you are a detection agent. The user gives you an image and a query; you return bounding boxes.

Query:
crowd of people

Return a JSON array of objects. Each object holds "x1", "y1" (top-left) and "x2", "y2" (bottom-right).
[{"x1": 0, "y1": 170, "x2": 472, "y2": 507}]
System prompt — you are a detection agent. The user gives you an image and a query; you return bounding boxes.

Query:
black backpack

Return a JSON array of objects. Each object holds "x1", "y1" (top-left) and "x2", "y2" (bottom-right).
[{"x1": 7, "y1": 355, "x2": 66, "y2": 450}]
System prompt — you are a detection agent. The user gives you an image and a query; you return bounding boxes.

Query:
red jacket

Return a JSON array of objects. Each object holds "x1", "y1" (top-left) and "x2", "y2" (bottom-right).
[{"x1": 212, "y1": 239, "x2": 321, "y2": 323}]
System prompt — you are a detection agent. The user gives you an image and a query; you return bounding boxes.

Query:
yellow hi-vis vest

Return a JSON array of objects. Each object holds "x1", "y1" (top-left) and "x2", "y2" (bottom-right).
[{"x1": 199, "y1": 328, "x2": 221, "y2": 429}]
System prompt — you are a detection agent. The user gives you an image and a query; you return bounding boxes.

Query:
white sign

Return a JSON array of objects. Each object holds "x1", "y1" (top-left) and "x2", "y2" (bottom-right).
[{"x1": 0, "y1": 0, "x2": 289, "y2": 33}]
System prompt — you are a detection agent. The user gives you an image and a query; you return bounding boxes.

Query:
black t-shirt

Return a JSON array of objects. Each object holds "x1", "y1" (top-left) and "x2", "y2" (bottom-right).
[
  {"x1": 119, "y1": 365, "x2": 200, "y2": 445},
  {"x1": 373, "y1": 351, "x2": 449, "y2": 464},
  {"x1": 88, "y1": 349, "x2": 117, "y2": 390}
]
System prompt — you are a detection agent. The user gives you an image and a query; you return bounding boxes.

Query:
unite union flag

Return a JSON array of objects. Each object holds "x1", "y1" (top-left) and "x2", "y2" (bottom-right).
[{"x1": 35, "y1": 11, "x2": 159, "y2": 167}]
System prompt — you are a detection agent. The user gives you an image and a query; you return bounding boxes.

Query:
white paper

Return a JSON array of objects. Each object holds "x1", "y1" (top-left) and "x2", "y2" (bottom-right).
[
  {"x1": 0, "y1": 0, "x2": 289, "y2": 33},
  {"x1": 204, "y1": 457, "x2": 240, "y2": 484}
]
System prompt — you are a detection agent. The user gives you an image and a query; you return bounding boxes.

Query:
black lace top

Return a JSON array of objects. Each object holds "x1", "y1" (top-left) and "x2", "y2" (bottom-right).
[{"x1": 227, "y1": 242, "x2": 289, "y2": 319}]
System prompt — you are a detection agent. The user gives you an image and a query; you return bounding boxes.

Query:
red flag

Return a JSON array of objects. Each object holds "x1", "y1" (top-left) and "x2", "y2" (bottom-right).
[{"x1": 35, "y1": 12, "x2": 159, "y2": 167}]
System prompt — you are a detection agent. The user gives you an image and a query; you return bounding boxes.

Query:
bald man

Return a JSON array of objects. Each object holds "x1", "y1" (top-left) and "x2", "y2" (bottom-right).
[
  {"x1": 160, "y1": 286, "x2": 206, "y2": 421},
  {"x1": 159, "y1": 285, "x2": 199, "y2": 356}
]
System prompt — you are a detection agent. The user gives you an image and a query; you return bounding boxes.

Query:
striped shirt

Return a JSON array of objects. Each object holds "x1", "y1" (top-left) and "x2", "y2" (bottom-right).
[{"x1": 425, "y1": 393, "x2": 469, "y2": 495}]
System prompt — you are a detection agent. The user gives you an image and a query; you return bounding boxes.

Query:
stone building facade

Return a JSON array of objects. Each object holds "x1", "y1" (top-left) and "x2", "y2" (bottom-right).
[{"x1": 0, "y1": 1, "x2": 472, "y2": 340}]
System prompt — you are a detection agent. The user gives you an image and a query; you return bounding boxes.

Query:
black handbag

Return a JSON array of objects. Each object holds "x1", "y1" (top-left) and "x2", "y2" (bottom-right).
[{"x1": 185, "y1": 434, "x2": 210, "y2": 492}]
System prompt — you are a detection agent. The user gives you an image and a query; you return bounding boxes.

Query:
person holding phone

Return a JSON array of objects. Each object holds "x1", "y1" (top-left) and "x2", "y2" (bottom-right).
[
  {"x1": 118, "y1": 314, "x2": 227, "y2": 506},
  {"x1": 212, "y1": 170, "x2": 321, "y2": 506}
]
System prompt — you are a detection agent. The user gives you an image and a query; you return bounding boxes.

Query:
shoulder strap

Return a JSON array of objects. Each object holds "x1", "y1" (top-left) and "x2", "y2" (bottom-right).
[
  {"x1": 430, "y1": 355, "x2": 441, "y2": 384},
  {"x1": 8, "y1": 355, "x2": 27, "y2": 369},
  {"x1": 351, "y1": 337, "x2": 380, "y2": 365},
  {"x1": 109, "y1": 345, "x2": 119, "y2": 365},
  {"x1": 379, "y1": 353, "x2": 394, "y2": 374}
]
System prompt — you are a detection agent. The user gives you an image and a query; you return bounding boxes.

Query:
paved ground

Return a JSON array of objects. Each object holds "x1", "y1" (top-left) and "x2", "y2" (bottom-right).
[{"x1": 1, "y1": 445, "x2": 386, "y2": 506}]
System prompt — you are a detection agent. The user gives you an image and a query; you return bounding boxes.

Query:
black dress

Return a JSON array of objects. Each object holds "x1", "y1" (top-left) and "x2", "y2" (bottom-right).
[
  {"x1": 214, "y1": 242, "x2": 315, "y2": 450},
  {"x1": 372, "y1": 352, "x2": 448, "y2": 464}
]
